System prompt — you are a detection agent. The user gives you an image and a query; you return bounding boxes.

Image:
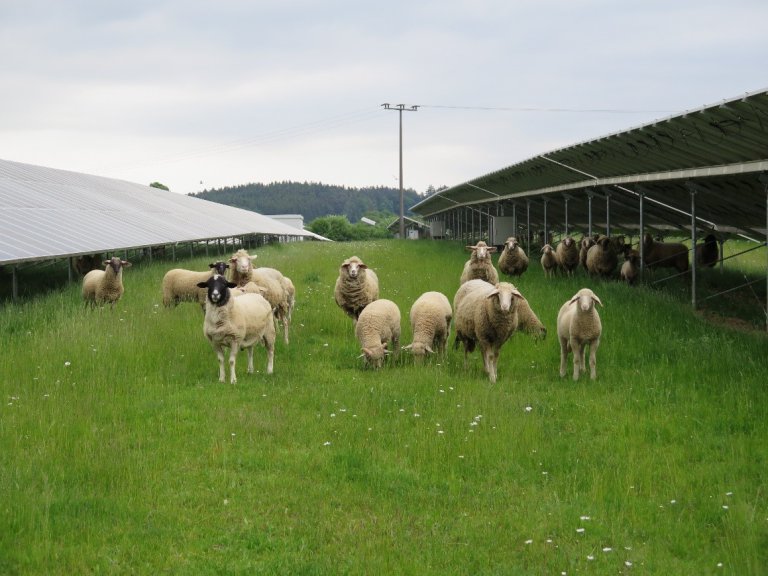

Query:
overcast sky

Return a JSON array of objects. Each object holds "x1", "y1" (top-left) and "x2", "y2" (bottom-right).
[{"x1": 1, "y1": 0, "x2": 766, "y2": 196}]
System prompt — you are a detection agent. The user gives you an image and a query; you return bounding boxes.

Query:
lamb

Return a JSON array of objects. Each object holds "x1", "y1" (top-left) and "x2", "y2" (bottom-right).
[
  {"x1": 453, "y1": 279, "x2": 525, "y2": 383},
  {"x1": 402, "y1": 291, "x2": 452, "y2": 360},
  {"x1": 459, "y1": 241, "x2": 499, "y2": 285},
  {"x1": 585, "y1": 235, "x2": 619, "y2": 278},
  {"x1": 355, "y1": 298, "x2": 401, "y2": 368},
  {"x1": 695, "y1": 233, "x2": 719, "y2": 268},
  {"x1": 620, "y1": 249, "x2": 641, "y2": 286},
  {"x1": 334, "y1": 256, "x2": 380, "y2": 322},
  {"x1": 540, "y1": 244, "x2": 557, "y2": 278},
  {"x1": 82, "y1": 256, "x2": 132, "y2": 308},
  {"x1": 579, "y1": 236, "x2": 596, "y2": 272},
  {"x1": 555, "y1": 236, "x2": 579, "y2": 276},
  {"x1": 497, "y1": 237, "x2": 529, "y2": 277},
  {"x1": 162, "y1": 261, "x2": 229, "y2": 308},
  {"x1": 557, "y1": 288, "x2": 603, "y2": 381},
  {"x1": 643, "y1": 233, "x2": 689, "y2": 274},
  {"x1": 196, "y1": 274, "x2": 276, "y2": 383}
]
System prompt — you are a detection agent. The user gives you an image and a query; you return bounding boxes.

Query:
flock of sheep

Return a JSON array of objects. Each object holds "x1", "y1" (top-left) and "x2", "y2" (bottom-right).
[{"x1": 79, "y1": 230, "x2": 715, "y2": 384}]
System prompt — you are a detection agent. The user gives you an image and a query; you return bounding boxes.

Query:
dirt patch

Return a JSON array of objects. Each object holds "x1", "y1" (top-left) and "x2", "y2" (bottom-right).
[{"x1": 696, "y1": 309, "x2": 766, "y2": 334}]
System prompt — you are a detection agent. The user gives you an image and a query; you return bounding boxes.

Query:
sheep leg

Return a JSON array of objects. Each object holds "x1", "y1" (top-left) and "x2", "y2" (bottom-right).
[
  {"x1": 214, "y1": 346, "x2": 227, "y2": 383},
  {"x1": 245, "y1": 345, "x2": 255, "y2": 374},
  {"x1": 483, "y1": 348, "x2": 497, "y2": 383},
  {"x1": 228, "y1": 344, "x2": 240, "y2": 384},
  {"x1": 588, "y1": 339, "x2": 599, "y2": 380},
  {"x1": 558, "y1": 337, "x2": 570, "y2": 378},
  {"x1": 265, "y1": 339, "x2": 274, "y2": 374},
  {"x1": 571, "y1": 340, "x2": 582, "y2": 380}
]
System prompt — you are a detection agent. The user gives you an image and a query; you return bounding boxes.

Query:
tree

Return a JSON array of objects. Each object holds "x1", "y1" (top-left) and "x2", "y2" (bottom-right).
[{"x1": 149, "y1": 182, "x2": 170, "y2": 191}]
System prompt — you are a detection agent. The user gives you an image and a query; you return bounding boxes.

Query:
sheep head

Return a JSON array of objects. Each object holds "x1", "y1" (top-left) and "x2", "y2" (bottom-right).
[
  {"x1": 504, "y1": 237, "x2": 519, "y2": 252},
  {"x1": 341, "y1": 256, "x2": 367, "y2": 279},
  {"x1": 197, "y1": 274, "x2": 236, "y2": 306},
  {"x1": 209, "y1": 261, "x2": 229, "y2": 276},
  {"x1": 360, "y1": 341, "x2": 388, "y2": 368},
  {"x1": 230, "y1": 250, "x2": 254, "y2": 275},
  {"x1": 487, "y1": 282, "x2": 523, "y2": 312},
  {"x1": 541, "y1": 244, "x2": 553, "y2": 254},
  {"x1": 569, "y1": 288, "x2": 603, "y2": 312},
  {"x1": 102, "y1": 256, "x2": 131, "y2": 274},
  {"x1": 466, "y1": 241, "x2": 497, "y2": 261}
]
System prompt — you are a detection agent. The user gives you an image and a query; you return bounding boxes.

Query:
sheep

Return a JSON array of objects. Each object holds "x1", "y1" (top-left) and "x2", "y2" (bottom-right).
[
  {"x1": 643, "y1": 233, "x2": 689, "y2": 274},
  {"x1": 82, "y1": 256, "x2": 132, "y2": 308},
  {"x1": 334, "y1": 256, "x2": 380, "y2": 322},
  {"x1": 460, "y1": 241, "x2": 499, "y2": 285},
  {"x1": 196, "y1": 274, "x2": 276, "y2": 383},
  {"x1": 557, "y1": 288, "x2": 603, "y2": 381},
  {"x1": 229, "y1": 248, "x2": 255, "y2": 286},
  {"x1": 695, "y1": 233, "x2": 719, "y2": 268},
  {"x1": 402, "y1": 291, "x2": 452, "y2": 360},
  {"x1": 355, "y1": 298, "x2": 401, "y2": 368},
  {"x1": 540, "y1": 244, "x2": 557, "y2": 278},
  {"x1": 498, "y1": 237, "x2": 529, "y2": 277},
  {"x1": 72, "y1": 254, "x2": 102, "y2": 277},
  {"x1": 162, "y1": 261, "x2": 229, "y2": 308},
  {"x1": 555, "y1": 236, "x2": 579, "y2": 276},
  {"x1": 620, "y1": 249, "x2": 641, "y2": 285},
  {"x1": 453, "y1": 279, "x2": 525, "y2": 383},
  {"x1": 585, "y1": 235, "x2": 619, "y2": 278},
  {"x1": 579, "y1": 236, "x2": 596, "y2": 272}
]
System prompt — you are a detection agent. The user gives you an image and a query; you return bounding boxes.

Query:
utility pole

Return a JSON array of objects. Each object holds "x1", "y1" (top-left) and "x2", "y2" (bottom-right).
[{"x1": 382, "y1": 103, "x2": 418, "y2": 239}]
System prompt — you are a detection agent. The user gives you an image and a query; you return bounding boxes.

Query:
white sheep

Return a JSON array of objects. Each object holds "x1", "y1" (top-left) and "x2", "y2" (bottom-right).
[
  {"x1": 355, "y1": 298, "x2": 401, "y2": 368},
  {"x1": 82, "y1": 256, "x2": 132, "y2": 308},
  {"x1": 162, "y1": 261, "x2": 229, "y2": 308},
  {"x1": 197, "y1": 274, "x2": 276, "y2": 383},
  {"x1": 334, "y1": 256, "x2": 380, "y2": 322},
  {"x1": 498, "y1": 237, "x2": 529, "y2": 277},
  {"x1": 540, "y1": 244, "x2": 557, "y2": 278},
  {"x1": 453, "y1": 279, "x2": 525, "y2": 384},
  {"x1": 557, "y1": 288, "x2": 603, "y2": 381},
  {"x1": 460, "y1": 241, "x2": 499, "y2": 285},
  {"x1": 251, "y1": 266, "x2": 294, "y2": 345},
  {"x1": 402, "y1": 291, "x2": 452, "y2": 360},
  {"x1": 229, "y1": 248, "x2": 255, "y2": 286},
  {"x1": 555, "y1": 236, "x2": 579, "y2": 276}
]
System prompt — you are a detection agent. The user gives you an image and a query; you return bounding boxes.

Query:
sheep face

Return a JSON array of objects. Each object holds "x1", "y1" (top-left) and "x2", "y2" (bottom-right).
[
  {"x1": 541, "y1": 244, "x2": 553, "y2": 254},
  {"x1": 342, "y1": 258, "x2": 367, "y2": 279},
  {"x1": 570, "y1": 288, "x2": 602, "y2": 312},
  {"x1": 231, "y1": 253, "x2": 253, "y2": 275},
  {"x1": 467, "y1": 241, "x2": 496, "y2": 261},
  {"x1": 488, "y1": 283, "x2": 522, "y2": 313},
  {"x1": 361, "y1": 342, "x2": 387, "y2": 368},
  {"x1": 103, "y1": 256, "x2": 130, "y2": 274},
  {"x1": 197, "y1": 274, "x2": 236, "y2": 305},
  {"x1": 562, "y1": 237, "x2": 574, "y2": 248},
  {"x1": 209, "y1": 261, "x2": 229, "y2": 276},
  {"x1": 504, "y1": 237, "x2": 519, "y2": 252}
]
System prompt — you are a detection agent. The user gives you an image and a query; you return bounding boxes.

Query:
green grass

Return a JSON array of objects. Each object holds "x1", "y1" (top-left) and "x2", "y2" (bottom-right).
[{"x1": 1, "y1": 239, "x2": 767, "y2": 575}]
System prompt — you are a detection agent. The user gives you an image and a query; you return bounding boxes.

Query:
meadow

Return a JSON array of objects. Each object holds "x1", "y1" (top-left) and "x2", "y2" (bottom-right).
[{"x1": 1, "y1": 238, "x2": 766, "y2": 575}]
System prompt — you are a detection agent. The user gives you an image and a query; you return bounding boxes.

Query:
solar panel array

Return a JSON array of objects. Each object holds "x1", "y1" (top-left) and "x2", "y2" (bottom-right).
[{"x1": 0, "y1": 159, "x2": 321, "y2": 265}]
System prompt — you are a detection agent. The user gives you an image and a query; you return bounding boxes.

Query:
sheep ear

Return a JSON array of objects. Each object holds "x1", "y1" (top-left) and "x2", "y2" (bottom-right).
[
  {"x1": 402, "y1": 344, "x2": 413, "y2": 351},
  {"x1": 486, "y1": 289, "x2": 500, "y2": 299},
  {"x1": 229, "y1": 257, "x2": 237, "y2": 263},
  {"x1": 488, "y1": 246, "x2": 498, "y2": 253},
  {"x1": 569, "y1": 293, "x2": 580, "y2": 304},
  {"x1": 358, "y1": 263, "x2": 368, "y2": 269},
  {"x1": 511, "y1": 288, "x2": 524, "y2": 300},
  {"x1": 196, "y1": 282, "x2": 208, "y2": 289},
  {"x1": 465, "y1": 245, "x2": 476, "y2": 251},
  {"x1": 358, "y1": 352, "x2": 367, "y2": 359},
  {"x1": 121, "y1": 261, "x2": 132, "y2": 267},
  {"x1": 425, "y1": 346, "x2": 434, "y2": 354},
  {"x1": 592, "y1": 294, "x2": 603, "y2": 307},
  {"x1": 227, "y1": 281, "x2": 237, "y2": 289}
]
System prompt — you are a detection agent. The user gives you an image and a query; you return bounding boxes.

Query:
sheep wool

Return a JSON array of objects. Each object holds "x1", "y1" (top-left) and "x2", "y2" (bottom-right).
[
  {"x1": 355, "y1": 298, "x2": 401, "y2": 368},
  {"x1": 557, "y1": 288, "x2": 603, "y2": 380},
  {"x1": 585, "y1": 236, "x2": 619, "y2": 278},
  {"x1": 162, "y1": 261, "x2": 229, "y2": 308},
  {"x1": 579, "y1": 236, "x2": 596, "y2": 272},
  {"x1": 403, "y1": 291, "x2": 452, "y2": 360},
  {"x1": 251, "y1": 266, "x2": 294, "y2": 345},
  {"x1": 555, "y1": 236, "x2": 579, "y2": 276},
  {"x1": 540, "y1": 244, "x2": 557, "y2": 278},
  {"x1": 82, "y1": 256, "x2": 131, "y2": 308},
  {"x1": 334, "y1": 256, "x2": 380, "y2": 322},
  {"x1": 197, "y1": 274, "x2": 276, "y2": 383},
  {"x1": 460, "y1": 241, "x2": 499, "y2": 285},
  {"x1": 453, "y1": 279, "x2": 524, "y2": 384},
  {"x1": 498, "y1": 237, "x2": 528, "y2": 277},
  {"x1": 642, "y1": 234, "x2": 689, "y2": 273}
]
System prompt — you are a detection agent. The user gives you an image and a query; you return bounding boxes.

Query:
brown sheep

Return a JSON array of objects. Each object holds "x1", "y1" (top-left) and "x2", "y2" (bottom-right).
[{"x1": 643, "y1": 234, "x2": 689, "y2": 274}]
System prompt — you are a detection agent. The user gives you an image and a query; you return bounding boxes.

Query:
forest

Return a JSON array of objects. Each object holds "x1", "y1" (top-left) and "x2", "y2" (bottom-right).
[{"x1": 189, "y1": 181, "x2": 426, "y2": 223}]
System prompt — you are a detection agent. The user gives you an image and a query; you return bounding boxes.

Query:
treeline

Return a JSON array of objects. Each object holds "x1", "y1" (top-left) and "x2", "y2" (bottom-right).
[{"x1": 189, "y1": 181, "x2": 422, "y2": 224}]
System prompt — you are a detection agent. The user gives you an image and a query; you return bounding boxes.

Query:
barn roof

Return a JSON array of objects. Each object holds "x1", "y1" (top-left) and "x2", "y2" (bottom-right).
[{"x1": 0, "y1": 158, "x2": 324, "y2": 265}]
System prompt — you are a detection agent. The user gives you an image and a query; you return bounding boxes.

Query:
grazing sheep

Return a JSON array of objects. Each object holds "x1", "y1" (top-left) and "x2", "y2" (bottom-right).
[
  {"x1": 695, "y1": 233, "x2": 719, "y2": 268},
  {"x1": 82, "y1": 256, "x2": 132, "y2": 308},
  {"x1": 557, "y1": 288, "x2": 603, "y2": 381},
  {"x1": 586, "y1": 235, "x2": 619, "y2": 278},
  {"x1": 516, "y1": 297, "x2": 547, "y2": 339},
  {"x1": 197, "y1": 274, "x2": 275, "y2": 383},
  {"x1": 620, "y1": 249, "x2": 641, "y2": 285},
  {"x1": 579, "y1": 236, "x2": 596, "y2": 272},
  {"x1": 403, "y1": 291, "x2": 452, "y2": 360},
  {"x1": 498, "y1": 237, "x2": 529, "y2": 277},
  {"x1": 355, "y1": 298, "x2": 401, "y2": 368},
  {"x1": 162, "y1": 261, "x2": 229, "y2": 308},
  {"x1": 540, "y1": 244, "x2": 557, "y2": 278},
  {"x1": 334, "y1": 256, "x2": 380, "y2": 322},
  {"x1": 460, "y1": 241, "x2": 499, "y2": 285},
  {"x1": 555, "y1": 236, "x2": 579, "y2": 276},
  {"x1": 453, "y1": 279, "x2": 525, "y2": 384},
  {"x1": 643, "y1": 233, "x2": 689, "y2": 273}
]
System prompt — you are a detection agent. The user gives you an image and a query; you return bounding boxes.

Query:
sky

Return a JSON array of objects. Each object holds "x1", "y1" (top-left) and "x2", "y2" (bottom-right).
[{"x1": 1, "y1": 0, "x2": 766, "y2": 197}]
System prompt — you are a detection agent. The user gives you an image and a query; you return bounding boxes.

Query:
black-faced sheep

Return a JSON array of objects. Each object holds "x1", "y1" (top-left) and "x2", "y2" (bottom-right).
[
  {"x1": 695, "y1": 233, "x2": 719, "y2": 268},
  {"x1": 453, "y1": 279, "x2": 525, "y2": 384},
  {"x1": 460, "y1": 241, "x2": 499, "y2": 285},
  {"x1": 498, "y1": 237, "x2": 529, "y2": 277},
  {"x1": 555, "y1": 236, "x2": 579, "y2": 276},
  {"x1": 540, "y1": 244, "x2": 557, "y2": 278},
  {"x1": 585, "y1": 235, "x2": 619, "y2": 278},
  {"x1": 355, "y1": 298, "x2": 401, "y2": 368},
  {"x1": 162, "y1": 261, "x2": 229, "y2": 308},
  {"x1": 557, "y1": 287, "x2": 603, "y2": 381},
  {"x1": 620, "y1": 249, "x2": 641, "y2": 286},
  {"x1": 403, "y1": 291, "x2": 452, "y2": 360},
  {"x1": 643, "y1": 233, "x2": 689, "y2": 274},
  {"x1": 82, "y1": 256, "x2": 131, "y2": 308},
  {"x1": 197, "y1": 274, "x2": 276, "y2": 383},
  {"x1": 334, "y1": 256, "x2": 380, "y2": 322}
]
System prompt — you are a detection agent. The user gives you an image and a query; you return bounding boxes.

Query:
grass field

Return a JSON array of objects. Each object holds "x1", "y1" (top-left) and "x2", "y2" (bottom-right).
[{"x1": 1, "y1": 238, "x2": 766, "y2": 575}]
